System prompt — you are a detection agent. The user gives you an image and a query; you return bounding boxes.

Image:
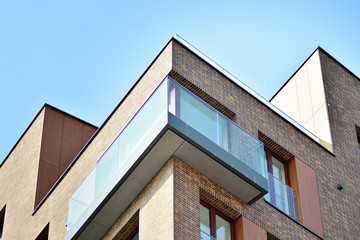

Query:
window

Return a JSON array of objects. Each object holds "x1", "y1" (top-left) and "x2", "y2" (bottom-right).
[
  {"x1": 0, "y1": 206, "x2": 5, "y2": 240},
  {"x1": 169, "y1": 81, "x2": 229, "y2": 151},
  {"x1": 200, "y1": 201, "x2": 232, "y2": 240},
  {"x1": 264, "y1": 149, "x2": 296, "y2": 219},
  {"x1": 35, "y1": 224, "x2": 49, "y2": 240}
]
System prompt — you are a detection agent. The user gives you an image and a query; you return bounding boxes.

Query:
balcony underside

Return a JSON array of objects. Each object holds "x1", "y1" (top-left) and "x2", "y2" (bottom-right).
[{"x1": 71, "y1": 116, "x2": 268, "y2": 240}]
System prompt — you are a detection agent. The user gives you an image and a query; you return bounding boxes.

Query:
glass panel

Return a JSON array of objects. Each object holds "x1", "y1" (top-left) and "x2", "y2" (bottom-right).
[
  {"x1": 200, "y1": 205, "x2": 211, "y2": 236},
  {"x1": 272, "y1": 157, "x2": 286, "y2": 182},
  {"x1": 271, "y1": 158, "x2": 289, "y2": 214},
  {"x1": 216, "y1": 215, "x2": 231, "y2": 240},
  {"x1": 168, "y1": 79, "x2": 266, "y2": 177},
  {"x1": 68, "y1": 77, "x2": 268, "y2": 238},
  {"x1": 201, "y1": 230, "x2": 216, "y2": 240},
  {"x1": 218, "y1": 116, "x2": 229, "y2": 151},
  {"x1": 67, "y1": 81, "x2": 168, "y2": 233},
  {"x1": 265, "y1": 172, "x2": 297, "y2": 220},
  {"x1": 179, "y1": 88, "x2": 218, "y2": 144}
]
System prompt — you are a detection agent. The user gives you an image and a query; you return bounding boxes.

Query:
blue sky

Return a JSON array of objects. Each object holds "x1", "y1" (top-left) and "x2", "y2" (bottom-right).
[{"x1": 1, "y1": 1, "x2": 359, "y2": 163}]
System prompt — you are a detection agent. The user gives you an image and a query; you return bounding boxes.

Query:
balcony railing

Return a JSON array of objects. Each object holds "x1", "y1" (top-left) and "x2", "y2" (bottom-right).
[
  {"x1": 66, "y1": 78, "x2": 168, "y2": 236},
  {"x1": 66, "y1": 77, "x2": 266, "y2": 239},
  {"x1": 201, "y1": 231, "x2": 216, "y2": 240},
  {"x1": 265, "y1": 172, "x2": 297, "y2": 220},
  {"x1": 168, "y1": 80, "x2": 266, "y2": 178}
]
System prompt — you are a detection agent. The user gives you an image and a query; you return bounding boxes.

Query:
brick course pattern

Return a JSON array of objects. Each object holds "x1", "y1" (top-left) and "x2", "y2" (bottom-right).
[
  {"x1": 1, "y1": 38, "x2": 359, "y2": 240},
  {"x1": 318, "y1": 51, "x2": 360, "y2": 239},
  {"x1": 171, "y1": 40, "x2": 359, "y2": 239},
  {"x1": 0, "y1": 42, "x2": 173, "y2": 239}
]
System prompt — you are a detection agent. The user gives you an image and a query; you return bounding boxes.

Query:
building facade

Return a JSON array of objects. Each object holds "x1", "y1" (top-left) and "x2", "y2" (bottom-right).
[{"x1": 0, "y1": 36, "x2": 359, "y2": 240}]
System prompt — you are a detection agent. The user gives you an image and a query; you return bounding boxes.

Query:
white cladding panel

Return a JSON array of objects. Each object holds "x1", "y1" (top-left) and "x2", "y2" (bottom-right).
[{"x1": 271, "y1": 50, "x2": 333, "y2": 151}]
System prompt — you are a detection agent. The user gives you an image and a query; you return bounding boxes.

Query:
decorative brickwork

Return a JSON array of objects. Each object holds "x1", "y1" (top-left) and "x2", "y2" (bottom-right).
[
  {"x1": 258, "y1": 131, "x2": 294, "y2": 161},
  {"x1": 267, "y1": 232, "x2": 280, "y2": 240},
  {"x1": 316, "y1": 50, "x2": 360, "y2": 240},
  {"x1": 171, "y1": 40, "x2": 331, "y2": 239},
  {"x1": 169, "y1": 70, "x2": 235, "y2": 120},
  {"x1": 1, "y1": 38, "x2": 359, "y2": 240},
  {"x1": 111, "y1": 211, "x2": 138, "y2": 240},
  {"x1": 172, "y1": 156, "x2": 320, "y2": 240},
  {"x1": 200, "y1": 188, "x2": 240, "y2": 220},
  {"x1": 0, "y1": 42, "x2": 173, "y2": 239}
]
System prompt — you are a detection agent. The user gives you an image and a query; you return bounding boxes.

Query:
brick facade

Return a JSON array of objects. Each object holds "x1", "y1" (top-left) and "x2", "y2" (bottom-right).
[{"x1": 0, "y1": 38, "x2": 359, "y2": 240}]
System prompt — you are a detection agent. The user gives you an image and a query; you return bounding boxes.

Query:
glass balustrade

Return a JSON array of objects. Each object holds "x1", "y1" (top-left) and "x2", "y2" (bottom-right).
[
  {"x1": 67, "y1": 80, "x2": 168, "y2": 232},
  {"x1": 265, "y1": 172, "x2": 297, "y2": 220},
  {"x1": 201, "y1": 231, "x2": 217, "y2": 240},
  {"x1": 168, "y1": 80, "x2": 266, "y2": 177},
  {"x1": 67, "y1": 77, "x2": 266, "y2": 236}
]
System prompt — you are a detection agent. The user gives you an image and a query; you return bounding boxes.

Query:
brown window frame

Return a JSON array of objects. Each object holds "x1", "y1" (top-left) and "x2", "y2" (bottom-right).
[
  {"x1": 265, "y1": 148, "x2": 291, "y2": 208},
  {"x1": 265, "y1": 148, "x2": 298, "y2": 221},
  {"x1": 265, "y1": 148, "x2": 290, "y2": 183},
  {"x1": 200, "y1": 199, "x2": 234, "y2": 240}
]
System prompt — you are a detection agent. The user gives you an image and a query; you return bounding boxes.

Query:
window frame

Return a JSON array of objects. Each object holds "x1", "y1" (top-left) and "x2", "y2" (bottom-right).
[
  {"x1": 265, "y1": 148, "x2": 291, "y2": 206},
  {"x1": 265, "y1": 148, "x2": 290, "y2": 184},
  {"x1": 200, "y1": 200, "x2": 234, "y2": 240}
]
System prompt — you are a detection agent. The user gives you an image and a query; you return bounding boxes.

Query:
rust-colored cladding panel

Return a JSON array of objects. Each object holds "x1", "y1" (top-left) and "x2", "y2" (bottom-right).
[
  {"x1": 35, "y1": 161, "x2": 60, "y2": 206},
  {"x1": 59, "y1": 116, "x2": 83, "y2": 172},
  {"x1": 34, "y1": 106, "x2": 96, "y2": 208},
  {"x1": 39, "y1": 107, "x2": 64, "y2": 168},
  {"x1": 289, "y1": 157, "x2": 324, "y2": 237},
  {"x1": 82, "y1": 124, "x2": 96, "y2": 146},
  {"x1": 234, "y1": 216, "x2": 266, "y2": 240}
]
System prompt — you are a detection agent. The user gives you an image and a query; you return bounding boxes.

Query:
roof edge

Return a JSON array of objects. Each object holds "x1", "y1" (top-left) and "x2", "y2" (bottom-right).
[
  {"x1": 270, "y1": 47, "x2": 321, "y2": 101},
  {"x1": 32, "y1": 38, "x2": 174, "y2": 214},
  {"x1": 173, "y1": 35, "x2": 321, "y2": 146},
  {"x1": 317, "y1": 46, "x2": 360, "y2": 82},
  {"x1": 271, "y1": 46, "x2": 360, "y2": 102},
  {"x1": 0, "y1": 103, "x2": 97, "y2": 168}
]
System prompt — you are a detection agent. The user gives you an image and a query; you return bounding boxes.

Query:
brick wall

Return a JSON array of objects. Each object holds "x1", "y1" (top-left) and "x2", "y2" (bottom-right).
[
  {"x1": 0, "y1": 41, "x2": 173, "y2": 239},
  {"x1": 318, "y1": 50, "x2": 360, "y2": 239},
  {"x1": 0, "y1": 110, "x2": 45, "y2": 239},
  {"x1": 1, "y1": 38, "x2": 359, "y2": 240},
  {"x1": 171, "y1": 40, "x2": 360, "y2": 239}
]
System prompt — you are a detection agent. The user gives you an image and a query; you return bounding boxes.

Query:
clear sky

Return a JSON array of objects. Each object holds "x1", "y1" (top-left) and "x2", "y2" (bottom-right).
[{"x1": 1, "y1": 1, "x2": 359, "y2": 164}]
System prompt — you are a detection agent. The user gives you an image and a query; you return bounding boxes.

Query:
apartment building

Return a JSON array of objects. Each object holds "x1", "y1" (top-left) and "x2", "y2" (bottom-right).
[{"x1": 0, "y1": 36, "x2": 359, "y2": 240}]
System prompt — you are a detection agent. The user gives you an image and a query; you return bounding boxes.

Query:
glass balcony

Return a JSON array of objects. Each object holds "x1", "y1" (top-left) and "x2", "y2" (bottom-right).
[
  {"x1": 168, "y1": 80, "x2": 266, "y2": 178},
  {"x1": 67, "y1": 80, "x2": 168, "y2": 238},
  {"x1": 201, "y1": 230, "x2": 217, "y2": 240},
  {"x1": 66, "y1": 77, "x2": 267, "y2": 240},
  {"x1": 265, "y1": 172, "x2": 297, "y2": 220}
]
